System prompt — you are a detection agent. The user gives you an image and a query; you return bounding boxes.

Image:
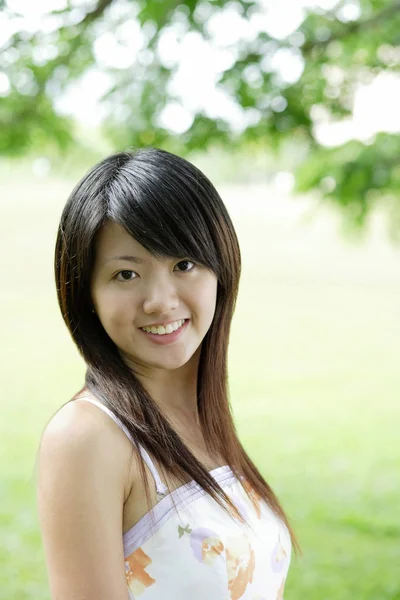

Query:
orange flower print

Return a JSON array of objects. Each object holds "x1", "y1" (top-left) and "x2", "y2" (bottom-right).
[
  {"x1": 190, "y1": 527, "x2": 225, "y2": 565},
  {"x1": 125, "y1": 547, "x2": 156, "y2": 596},
  {"x1": 276, "y1": 577, "x2": 286, "y2": 600},
  {"x1": 226, "y1": 534, "x2": 256, "y2": 600},
  {"x1": 241, "y1": 479, "x2": 262, "y2": 519}
]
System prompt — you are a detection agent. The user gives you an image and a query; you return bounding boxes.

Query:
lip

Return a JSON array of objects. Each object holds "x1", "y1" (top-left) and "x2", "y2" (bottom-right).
[{"x1": 139, "y1": 318, "x2": 189, "y2": 345}]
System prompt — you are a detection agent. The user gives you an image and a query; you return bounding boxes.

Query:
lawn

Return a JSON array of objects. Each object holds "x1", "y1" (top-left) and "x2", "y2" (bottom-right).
[{"x1": 1, "y1": 170, "x2": 399, "y2": 599}]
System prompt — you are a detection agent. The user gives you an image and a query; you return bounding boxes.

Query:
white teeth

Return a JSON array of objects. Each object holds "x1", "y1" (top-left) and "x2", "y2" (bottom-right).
[{"x1": 142, "y1": 319, "x2": 185, "y2": 335}]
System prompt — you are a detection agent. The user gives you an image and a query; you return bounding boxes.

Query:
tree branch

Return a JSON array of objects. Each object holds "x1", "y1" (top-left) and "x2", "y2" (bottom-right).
[{"x1": 78, "y1": 0, "x2": 115, "y2": 28}]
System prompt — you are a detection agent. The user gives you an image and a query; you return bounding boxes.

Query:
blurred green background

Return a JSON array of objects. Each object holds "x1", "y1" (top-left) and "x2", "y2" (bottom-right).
[{"x1": 1, "y1": 0, "x2": 400, "y2": 598}]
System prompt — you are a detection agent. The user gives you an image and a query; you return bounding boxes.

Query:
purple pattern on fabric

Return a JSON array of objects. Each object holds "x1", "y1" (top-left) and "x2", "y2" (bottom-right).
[
  {"x1": 123, "y1": 466, "x2": 236, "y2": 557},
  {"x1": 270, "y1": 536, "x2": 287, "y2": 573},
  {"x1": 190, "y1": 528, "x2": 219, "y2": 562}
]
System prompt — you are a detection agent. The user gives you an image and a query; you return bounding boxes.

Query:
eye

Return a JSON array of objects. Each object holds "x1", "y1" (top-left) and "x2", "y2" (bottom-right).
[
  {"x1": 175, "y1": 260, "x2": 195, "y2": 272},
  {"x1": 115, "y1": 270, "x2": 136, "y2": 282}
]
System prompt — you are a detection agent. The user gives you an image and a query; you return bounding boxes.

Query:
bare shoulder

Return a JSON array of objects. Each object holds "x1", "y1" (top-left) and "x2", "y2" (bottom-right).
[
  {"x1": 39, "y1": 396, "x2": 134, "y2": 501},
  {"x1": 37, "y1": 397, "x2": 135, "y2": 599}
]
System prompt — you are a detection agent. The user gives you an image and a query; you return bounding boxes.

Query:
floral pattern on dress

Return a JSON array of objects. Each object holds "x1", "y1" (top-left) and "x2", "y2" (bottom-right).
[
  {"x1": 226, "y1": 533, "x2": 256, "y2": 600},
  {"x1": 125, "y1": 520, "x2": 289, "y2": 599},
  {"x1": 189, "y1": 527, "x2": 225, "y2": 565},
  {"x1": 125, "y1": 547, "x2": 156, "y2": 596},
  {"x1": 270, "y1": 532, "x2": 288, "y2": 573}
]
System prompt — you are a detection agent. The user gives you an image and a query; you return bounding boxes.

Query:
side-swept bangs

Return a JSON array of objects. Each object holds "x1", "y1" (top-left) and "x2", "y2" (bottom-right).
[{"x1": 105, "y1": 150, "x2": 225, "y2": 277}]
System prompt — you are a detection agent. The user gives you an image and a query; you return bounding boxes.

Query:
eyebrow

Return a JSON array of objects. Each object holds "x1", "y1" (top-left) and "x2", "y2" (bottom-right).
[{"x1": 101, "y1": 255, "x2": 146, "y2": 267}]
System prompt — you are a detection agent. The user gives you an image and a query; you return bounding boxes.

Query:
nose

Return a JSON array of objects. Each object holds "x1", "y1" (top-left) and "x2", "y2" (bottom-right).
[{"x1": 142, "y1": 274, "x2": 179, "y2": 316}]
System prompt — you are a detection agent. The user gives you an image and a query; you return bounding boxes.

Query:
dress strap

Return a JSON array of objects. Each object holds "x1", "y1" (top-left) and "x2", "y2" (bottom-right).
[{"x1": 76, "y1": 396, "x2": 168, "y2": 496}]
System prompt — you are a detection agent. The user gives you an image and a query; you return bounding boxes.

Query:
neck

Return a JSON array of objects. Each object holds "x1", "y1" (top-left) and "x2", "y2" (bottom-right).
[{"x1": 127, "y1": 352, "x2": 201, "y2": 426}]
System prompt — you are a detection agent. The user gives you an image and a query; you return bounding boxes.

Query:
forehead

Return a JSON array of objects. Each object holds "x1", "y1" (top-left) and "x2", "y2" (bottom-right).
[
  {"x1": 93, "y1": 221, "x2": 168, "y2": 269},
  {"x1": 94, "y1": 221, "x2": 143, "y2": 257}
]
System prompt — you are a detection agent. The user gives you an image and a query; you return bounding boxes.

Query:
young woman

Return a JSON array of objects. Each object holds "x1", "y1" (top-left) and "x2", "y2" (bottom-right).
[{"x1": 37, "y1": 148, "x2": 300, "y2": 600}]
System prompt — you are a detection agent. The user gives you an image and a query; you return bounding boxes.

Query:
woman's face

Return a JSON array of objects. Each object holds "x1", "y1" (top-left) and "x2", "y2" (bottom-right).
[{"x1": 90, "y1": 221, "x2": 218, "y2": 375}]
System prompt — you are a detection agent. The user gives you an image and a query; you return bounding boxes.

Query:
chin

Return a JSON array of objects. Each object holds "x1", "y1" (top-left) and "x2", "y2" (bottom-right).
[
  {"x1": 150, "y1": 356, "x2": 194, "y2": 370},
  {"x1": 124, "y1": 350, "x2": 193, "y2": 371}
]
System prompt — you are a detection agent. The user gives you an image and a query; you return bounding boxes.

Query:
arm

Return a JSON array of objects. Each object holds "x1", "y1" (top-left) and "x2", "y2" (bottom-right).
[{"x1": 37, "y1": 401, "x2": 131, "y2": 600}]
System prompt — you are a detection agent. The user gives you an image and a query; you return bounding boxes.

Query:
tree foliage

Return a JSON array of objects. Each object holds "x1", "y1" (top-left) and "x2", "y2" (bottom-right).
[{"x1": 1, "y1": 0, "x2": 400, "y2": 229}]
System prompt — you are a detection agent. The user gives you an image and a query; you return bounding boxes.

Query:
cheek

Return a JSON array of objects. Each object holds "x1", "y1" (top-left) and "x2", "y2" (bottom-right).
[
  {"x1": 93, "y1": 288, "x2": 134, "y2": 328},
  {"x1": 191, "y1": 277, "x2": 218, "y2": 319}
]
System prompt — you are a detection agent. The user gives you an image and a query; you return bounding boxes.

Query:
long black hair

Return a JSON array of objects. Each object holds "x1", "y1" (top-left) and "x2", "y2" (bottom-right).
[{"x1": 54, "y1": 147, "x2": 300, "y2": 554}]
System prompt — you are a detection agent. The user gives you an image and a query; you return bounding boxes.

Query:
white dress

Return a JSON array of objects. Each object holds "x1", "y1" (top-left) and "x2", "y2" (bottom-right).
[{"x1": 80, "y1": 397, "x2": 292, "y2": 600}]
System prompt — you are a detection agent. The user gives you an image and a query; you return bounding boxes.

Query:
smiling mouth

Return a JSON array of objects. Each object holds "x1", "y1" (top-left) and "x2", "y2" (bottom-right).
[{"x1": 140, "y1": 319, "x2": 187, "y2": 335}]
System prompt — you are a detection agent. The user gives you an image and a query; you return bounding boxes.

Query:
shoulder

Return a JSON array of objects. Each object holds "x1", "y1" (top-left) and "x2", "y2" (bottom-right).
[
  {"x1": 36, "y1": 397, "x2": 135, "y2": 599},
  {"x1": 38, "y1": 396, "x2": 134, "y2": 502}
]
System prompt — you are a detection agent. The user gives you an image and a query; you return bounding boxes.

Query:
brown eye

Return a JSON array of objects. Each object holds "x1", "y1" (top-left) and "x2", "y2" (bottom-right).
[
  {"x1": 116, "y1": 270, "x2": 136, "y2": 281},
  {"x1": 175, "y1": 260, "x2": 195, "y2": 272}
]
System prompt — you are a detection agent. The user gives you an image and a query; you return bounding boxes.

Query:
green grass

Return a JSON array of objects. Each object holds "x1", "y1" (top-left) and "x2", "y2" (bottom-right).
[{"x1": 1, "y1": 171, "x2": 400, "y2": 599}]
